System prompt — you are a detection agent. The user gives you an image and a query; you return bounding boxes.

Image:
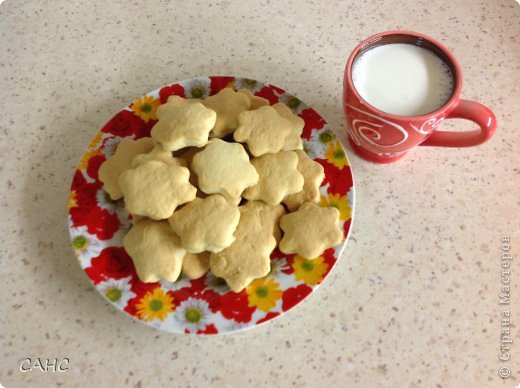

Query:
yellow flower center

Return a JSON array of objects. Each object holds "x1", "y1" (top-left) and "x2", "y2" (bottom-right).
[
  {"x1": 333, "y1": 150, "x2": 345, "y2": 159},
  {"x1": 149, "y1": 299, "x2": 163, "y2": 311},
  {"x1": 287, "y1": 96, "x2": 301, "y2": 109},
  {"x1": 105, "y1": 287, "x2": 122, "y2": 302},
  {"x1": 329, "y1": 202, "x2": 340, "y2": 210},
  {"x1": 72, "y1": 236, "x2": 88, "y2": 250},
  {"x1": 244, "y1": 78, "x2": 257, "y2": 87},
  {"x1": 301, "y1": 260, "x2": 314, "y2": 272},
  {"x1": 191, "y1": 87, "x2": 204, "y2": 98},
  {"x1": 319, "y1": 131, "x2": 334, "y2": 143},
  {"x1": 185, "y1": 308, "x2": 202, "y2": 323},
  {"x1": 140, "y1": 103, "x2": 152, "y2": 113},
  {"x1": 255, "y1": 286, "x2": 269, "y2": 298}
]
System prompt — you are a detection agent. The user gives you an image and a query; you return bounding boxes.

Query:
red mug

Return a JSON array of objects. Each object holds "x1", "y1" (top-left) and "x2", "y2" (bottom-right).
[{"x1": 343, "y1": 30, "x2": 497, "y2": 164}]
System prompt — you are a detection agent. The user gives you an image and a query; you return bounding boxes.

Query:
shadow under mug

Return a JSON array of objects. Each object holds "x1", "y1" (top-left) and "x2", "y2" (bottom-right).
[{"x1": 343, "y1": 30, "x2": 497, "y2": 164}]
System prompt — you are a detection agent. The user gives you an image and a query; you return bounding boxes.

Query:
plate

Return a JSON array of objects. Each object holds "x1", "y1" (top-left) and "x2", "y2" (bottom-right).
[{"x1": 68, "y1": 76, "x2": 355, "y2": 334}]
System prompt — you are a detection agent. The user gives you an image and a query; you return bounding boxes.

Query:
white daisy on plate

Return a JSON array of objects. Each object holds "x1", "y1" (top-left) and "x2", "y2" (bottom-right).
[
  {"x1": 277, "y1": 94, "x2": 307, "y2": 115},
  {"x1": 234, "y1": 77, "x2": 264, "y2": 93},
  {"x1": 70, "y1": 225, "x2": 103, "y2": 268},
  {"x1": 97, "y1": 276, "x2": 135, "y2": 309},
  {"x1": 184, "y1": 77, "x2": 211, "y2": 100},
  {"x1": 173, "y1": 297, "x2": 212, "y2": 332},
  {"x1": 303, "y1": 138, "x2": 326, "y2": 160},
  {"x1": 96, "y1": 188, "x2": 119, "y2": 212},
  {"x1": 160, "y1": 275, "x2": 191, "y2": 292},
  {"x1": 101, "y1": 137, "x2": 123, "y2": 157},
  {"x1": 311, "y1": 126, "x2": 336, "y2": 145},
  {"x1": 224, "y1": 320, "x2": 254, "y2": 332},
  {"x1": 347, "y1": 187, "x2": 355, "y2": 210},
  {"x1": 115, "y1": 206, "x2": 132, "y2": 232},
  {"x1": 269, "y1": 257, "x2": 289, "y2": 276},
  {"x1": 204, "y1": 272, "x2": 230, "y2": 295}
]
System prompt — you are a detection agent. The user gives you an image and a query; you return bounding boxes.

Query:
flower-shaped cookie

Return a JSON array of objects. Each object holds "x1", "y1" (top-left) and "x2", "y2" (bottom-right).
[
  {"x1": 240, "y1": 200, "x2": 285, "y2": 242},
  {"x1": 151, "y1": 102, "x2": 216, "y2": 151},
  {"x1": 191, "y1": 139, "x2": 259, "y2": 201},
  {"x1": 123, "y1": 218, "x2": 186, "y2": 283},
  {"x1": 131, "y1": 143, "x2": 186, "y2": 168},
  {"x1": 156, "y1": 95, "x2": 201, "y2": 120},
  {"x1": 210, "y1": 209, "x2": 276, "y2": 292},
  {"x1": 234, "y1": 106, "x2": 293, "y2": 156},
  {"x1": 182, "y1": 252, "x2": 211, "y2": 280},
  {"x1": 279, "y1": 202, "x2": 343, "y2": 259},
  {"x1": 202, "y1": 88, "x2": 250, "y2": 138},
  {"x1": 168, "y1": 195, "x2": 240, "y2": 253},
  {"x1": 272, "y1": 103, "x2": 305, "y2": 151},
  {"x1": 98, "y1": 137, "x2": 155, "y2": 200},
  {"x1": 119, "y1": 160, "x2": 196, "y2": 220},
  {"x1": 243, "y1": 151, "x2": 304, "y2": 206},
  {"x1": 237, "y1": 88, "x2": 269, "y2": 110},
  {"x1": 283, "y1": 150, "x2": 325, "y2": 211}
]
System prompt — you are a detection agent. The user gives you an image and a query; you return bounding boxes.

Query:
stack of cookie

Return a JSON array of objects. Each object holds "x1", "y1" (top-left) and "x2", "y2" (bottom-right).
[{"x1": 98, "y1": 88, "x2": 343, "y2": 293}]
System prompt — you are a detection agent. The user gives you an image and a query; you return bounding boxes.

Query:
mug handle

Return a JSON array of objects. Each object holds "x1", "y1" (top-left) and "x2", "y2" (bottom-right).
[{"x1": 420, "y1": 99, "x2": 497, "y2": 147}]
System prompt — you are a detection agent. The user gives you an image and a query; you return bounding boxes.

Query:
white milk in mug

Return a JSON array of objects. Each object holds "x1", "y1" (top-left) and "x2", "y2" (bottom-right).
[{"x1": 352, "y1": 43, "x2": 454, "y2": 116}]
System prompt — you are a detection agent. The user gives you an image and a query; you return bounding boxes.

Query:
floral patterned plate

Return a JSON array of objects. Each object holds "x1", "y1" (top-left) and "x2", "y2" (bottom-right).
[{"x1": 68, "y1": 76, "x2": 355, "y2": 334}]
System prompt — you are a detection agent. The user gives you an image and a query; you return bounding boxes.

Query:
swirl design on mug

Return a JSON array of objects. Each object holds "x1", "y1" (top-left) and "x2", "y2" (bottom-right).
[
  {"x1": 410, "y1": 117, "x2": 444, "y2": 135},
  {"x1": 346, "y1": 104, "x2": 408, "y2": 148}
]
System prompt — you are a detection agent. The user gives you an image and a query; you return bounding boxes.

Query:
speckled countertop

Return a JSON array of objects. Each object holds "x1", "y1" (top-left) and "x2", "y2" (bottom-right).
[{"x1": 1, "y1": 1, "x2": 519, "y2": 387}]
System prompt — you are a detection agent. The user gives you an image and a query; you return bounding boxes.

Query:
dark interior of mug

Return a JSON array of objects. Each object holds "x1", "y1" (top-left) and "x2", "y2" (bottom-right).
[{"x1": 354, "y1": 33, "x2": 458, "y2": 102}]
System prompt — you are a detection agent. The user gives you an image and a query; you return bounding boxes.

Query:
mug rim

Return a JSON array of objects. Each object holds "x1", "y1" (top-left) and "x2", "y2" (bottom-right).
[{"x1": 345, "y1": 30, "x2": 463, "y2": 121}]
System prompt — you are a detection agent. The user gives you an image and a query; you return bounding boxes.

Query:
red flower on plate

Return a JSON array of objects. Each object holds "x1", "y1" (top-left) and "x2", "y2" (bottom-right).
[
  {"x1": 316, "y1": 159, "x2": 353, "y2": 196},
  {"x1": 85, "y1": 247, "x2": 137, "y2": 283},
  {"x1": 86, "y1": 154, "x2": 106, "y2": 181},
  {"x1": 256, "y1": 85, "x2": 279, "y2": 105},
  {"x1": 71, "y1": 206, "x2": 120, "y2": 240},
  {"x1": 101, "y1": 110, "x2": 143, "y2": 137},
  {"x1": 196, "y1": 324, "x2": 218, "y2": 335},
  {"x1": 300, "y1": 108, "x2": 326, "y2": 139},
  {"x1": 209, "y1": 76, "x2": 235, "y2": 95},
  {"x1": 70, "y1": 170, "x2": 101, "y2": 207},
  {"x1": 100, "y1": 109, "x2": 155, "y2": 139},
  {"x1": 219, "y1": 291, "x2": 256, "y2": 323},
  {"x1": 269, "y1": 84, "x2": 285, "y2": 95},
  {"x1": 159, "y1": 83, "x2": 186, "y2": 103},
  {"x1": 281, "y1": 284, "x2": 313, "y2": 312},
  {"x1": 343, "y1": 218, "x2": 352, "y2": 237},
  {"x1": 321, "y1": 248, "x2": 337, "y2": 278},
  {"x1": 257, "y1": 311, "x2": 280, "y2": 324}
]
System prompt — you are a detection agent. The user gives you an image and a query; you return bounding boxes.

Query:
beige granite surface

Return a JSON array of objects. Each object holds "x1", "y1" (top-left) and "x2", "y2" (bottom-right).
[{"x1": 1, "y1": 0, "x2": 519, "y2": 387}]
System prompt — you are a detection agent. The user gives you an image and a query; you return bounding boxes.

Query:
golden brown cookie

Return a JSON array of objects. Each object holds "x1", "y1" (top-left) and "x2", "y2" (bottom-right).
[
  {"x1": 151, "y1": 102, "x2": 216, "y2": 151},
  {"x1": 243, "y1": 151, "x2": 304, "y2": 205},
  {"x1": 283, "y1": 150, "x2": 325, "y2": 211},
  {"x1": 118, "y1": 160, "x2": 196, "y2": 220},
  {"x1": 272, "y1": 103, "x2": 305, "y2": 151},
  {"x1": 98, "y1": 137, "x2": 155, "y2": 200},
  {"x1": 237, "y1": 88, "x2": 270, "y2": 110},
  {"x1": 182, "y1": 252, "x2": 210, "y2": 280},
  {"x1": 240, "y1": 201, "x2": 285, "y2": 242},
  {"x1": 210, "y1": 209, "x2": 276, "y2": 292},
  {"x1": 123, "y1": 218, "x2": 186, "y2": 283},
  {"x1": 202, "y1": 88, "x2": 250, "y2": 138},
  {"x1": 234, "y1": 106, "x2": 293, "y2": 156},
  {"x1": 279, "y1": 202, "x2": 343, "y2": 259},
  {"x1": 191, "y1": 139, "x2": 259, "y2": 201},
  {"x1": 168, "y1": 195, "x2": 240, "y2": 253},
  {"x1": 156, "y1": 95, "x2": 201, "y2": 120}
]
